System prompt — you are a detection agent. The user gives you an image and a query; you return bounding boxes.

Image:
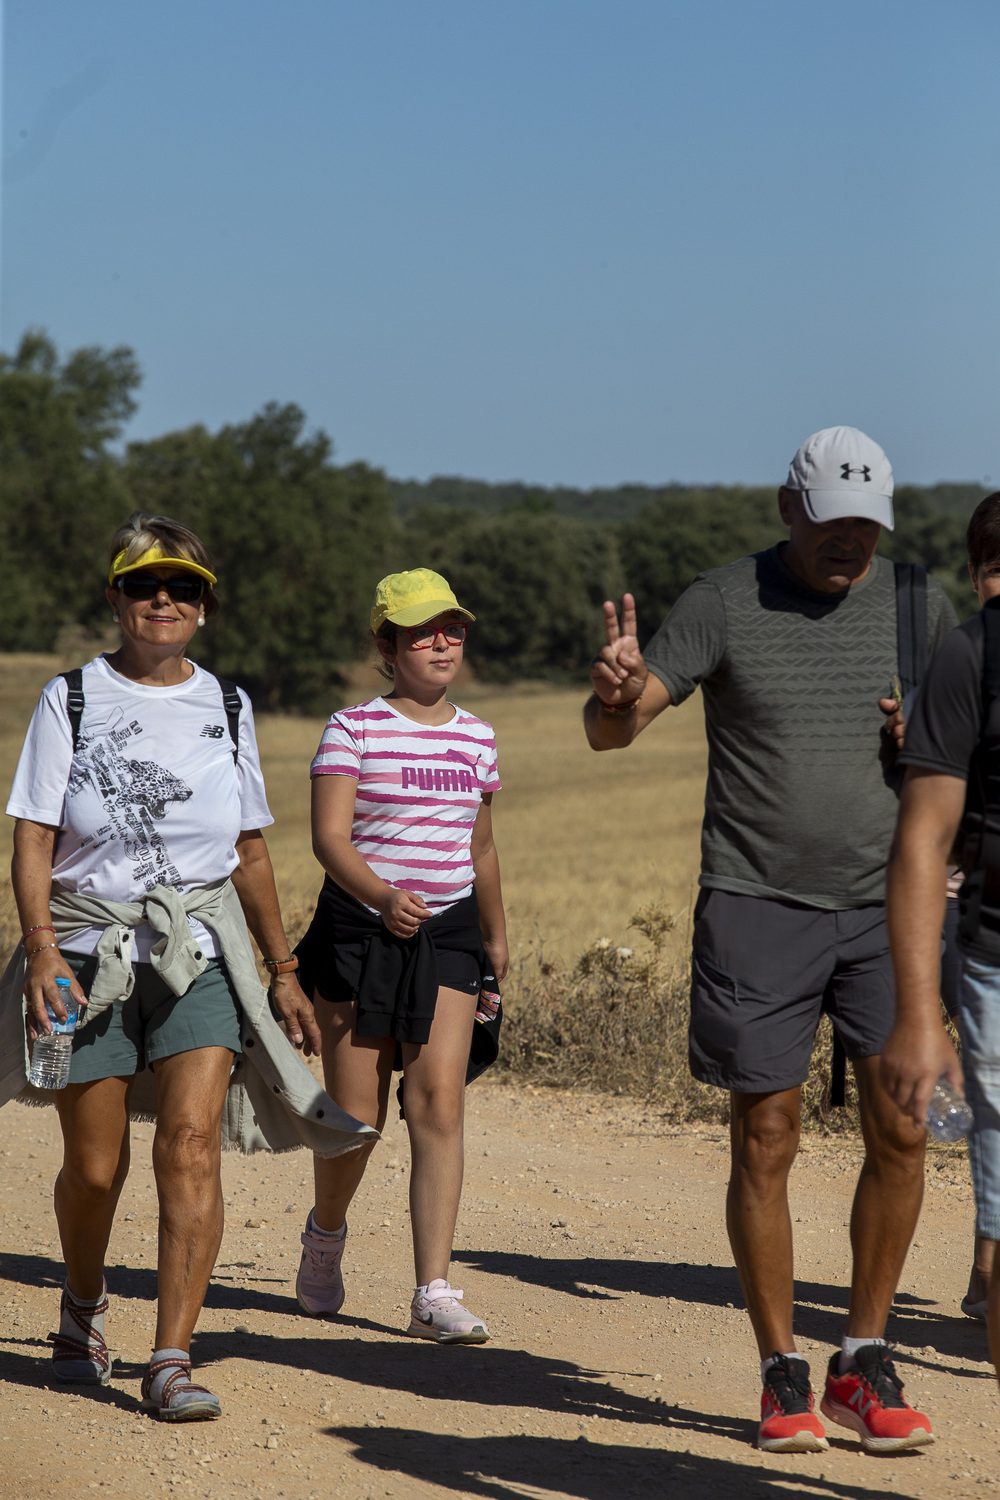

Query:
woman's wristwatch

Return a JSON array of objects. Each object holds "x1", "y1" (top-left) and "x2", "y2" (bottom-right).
[{"x1": 263, "y1": 955, "x2": 299, "y2": 977}]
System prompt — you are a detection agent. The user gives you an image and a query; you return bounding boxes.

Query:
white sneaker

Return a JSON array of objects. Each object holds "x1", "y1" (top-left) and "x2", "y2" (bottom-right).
[
  {"x1": 295, "y1": 1214, "x2": 347, "y2": 1318},
  {"x1": 407, "y1": 1279, "x2": 490, "y2": 1344}
]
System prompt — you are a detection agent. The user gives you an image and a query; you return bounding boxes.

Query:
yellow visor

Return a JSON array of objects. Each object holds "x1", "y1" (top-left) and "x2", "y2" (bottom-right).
[{"x1": 109, "y1": 542, "x2": 217, "y2": 587}]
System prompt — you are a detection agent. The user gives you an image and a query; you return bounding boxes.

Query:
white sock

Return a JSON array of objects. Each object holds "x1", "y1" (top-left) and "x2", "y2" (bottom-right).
[
  {"x1": 760, "y1": 1352, "x2": 801, "y2": 1380},
  {"x1": 839, "y1": 1335, "x2": 885, "y2": 1373},
  {"x1": 61, "y1": 1281, "x2": 106, "y2": 1346},
  {"x1": 308, "y1": 1212, "x2": 346, "y2": 1239}
]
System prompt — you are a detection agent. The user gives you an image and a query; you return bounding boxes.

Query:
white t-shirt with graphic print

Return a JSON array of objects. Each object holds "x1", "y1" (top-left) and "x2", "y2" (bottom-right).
[{"x1": 6, "y1": 655, "x2": 273, "y2": 961}]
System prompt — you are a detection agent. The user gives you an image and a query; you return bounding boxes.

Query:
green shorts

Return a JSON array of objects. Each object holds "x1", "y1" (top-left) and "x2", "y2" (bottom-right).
[{"x1": 62, "y1": 951, "x2": 243, "y2": 1084}]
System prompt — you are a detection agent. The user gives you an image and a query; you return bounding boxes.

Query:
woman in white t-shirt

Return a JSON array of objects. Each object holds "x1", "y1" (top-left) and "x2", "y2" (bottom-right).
[
  {"x1": 293, "y1": 568, "x2": 508, "y2": 1342},
  {"x1": 6, "y1": 512, "x2": 318, "y2": 1421}
]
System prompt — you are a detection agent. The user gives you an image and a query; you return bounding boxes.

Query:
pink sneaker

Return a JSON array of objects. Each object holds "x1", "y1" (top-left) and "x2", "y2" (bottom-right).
[
  {"x1": 295, "y1": 1215, "x2": 347, "y2": 1318},
  {"x1": 407, "y1": 1280, "x2": 490, "y2": 1344}
]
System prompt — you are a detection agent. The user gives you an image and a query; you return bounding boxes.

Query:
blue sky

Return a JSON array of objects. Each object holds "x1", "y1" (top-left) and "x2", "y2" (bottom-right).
[{"x1": 2, "y1": 1, "x2": 998, "y2": 486}]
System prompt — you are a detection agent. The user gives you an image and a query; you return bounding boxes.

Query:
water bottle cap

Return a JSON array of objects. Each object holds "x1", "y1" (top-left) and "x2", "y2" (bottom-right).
[{"x1": 54, "y1": 977, "x2": 72, "y2": 988}]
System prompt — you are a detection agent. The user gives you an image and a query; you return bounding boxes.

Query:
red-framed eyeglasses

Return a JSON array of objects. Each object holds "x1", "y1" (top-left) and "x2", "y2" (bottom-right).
[{"x1": 404, "y1": 621, "x2": 468, "y2": 649}]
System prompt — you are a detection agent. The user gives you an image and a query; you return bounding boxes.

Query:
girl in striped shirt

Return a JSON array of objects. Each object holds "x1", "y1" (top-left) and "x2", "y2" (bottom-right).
[{"x1": 294, "y1": 569, "x2": 508, "y2": 1342}]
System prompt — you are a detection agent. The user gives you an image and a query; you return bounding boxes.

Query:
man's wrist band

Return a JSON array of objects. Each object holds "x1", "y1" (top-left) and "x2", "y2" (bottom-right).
[
  {"x1": 601, "y1": 691, "x2": 643, "y2": 714},
  {"x1": 23, "y1": 925, "x2": 55, "y2": 940},
  {"x1": 263, "y1": 955, "x2": 299, "y2": 976}
]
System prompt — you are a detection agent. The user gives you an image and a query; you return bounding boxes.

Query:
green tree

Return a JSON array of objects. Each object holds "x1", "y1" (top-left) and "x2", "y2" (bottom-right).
[
  {"x1": 0, "y1": 330, "x2": 139, "y2": 649},
  {"x1": 397, "y1": 502, "x2": 623, "y2": 681},
  {"x1": 125, "y1": 403, "x2": 398, "y2": 710},
  {"x1": 619, "y1": 487, "x2": 779, "y2": 641},
  {"x1": 878, "y1": 485, "x2": 977, "y2": 617}
]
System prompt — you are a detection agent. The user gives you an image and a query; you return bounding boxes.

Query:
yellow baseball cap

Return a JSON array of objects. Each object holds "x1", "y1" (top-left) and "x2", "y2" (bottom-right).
[
  {"x1": 370, "y1": 568, "x2": 475, "y2": 632},
  {"x1": 109, "y1": 542, "x2": 217, "y2": 587}
]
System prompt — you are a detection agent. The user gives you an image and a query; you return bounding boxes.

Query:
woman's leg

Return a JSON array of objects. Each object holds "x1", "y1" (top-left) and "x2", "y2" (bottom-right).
[
  {"x1": 312, "y1": 994, "x2": 395, "y2": 1230},
  {"x1": 401, "y1": 987, "x2": 477, "y2": 1287},
  {"x1": 54, "y1": 1076, "x2": 134, "y2": 1298},
  {"x1": 150, "y1": 1046, "x2": 233, "y2": 1352}
]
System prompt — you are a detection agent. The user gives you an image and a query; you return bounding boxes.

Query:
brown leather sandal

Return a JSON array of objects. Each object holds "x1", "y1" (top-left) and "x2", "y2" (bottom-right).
[
  {"x1": 140, "y1": 1356, "x2": 221, "y2": 1422},
  {"x1": 51, "y1": 1285, "x2": 112, "y2": 1386}
]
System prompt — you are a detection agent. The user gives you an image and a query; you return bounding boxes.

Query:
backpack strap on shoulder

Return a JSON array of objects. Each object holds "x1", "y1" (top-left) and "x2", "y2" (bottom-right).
[
  {"x1": 958, "y1": 601, "x2": 1000, "y2": 948},
  {"x1": 212, "y1": 675, "x2": 242, "y2": 764},
  {"x1": 61, "y1": 668, "x2": 85, "y2": 753},
  {"x1": 894, "y1": 561, "x2": 929, "y2": 697},
  {"x1": 982, "y1": 600, "x2": 1000, "y2": 706}
]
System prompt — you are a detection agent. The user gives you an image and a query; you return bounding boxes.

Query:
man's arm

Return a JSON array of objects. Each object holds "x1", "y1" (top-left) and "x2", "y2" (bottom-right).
[
  {"x1": 584, "y1": 593, "x2": 672, "y2": 750},
  {"x1": 881, "y1": 767, "x2": 967, "y2": 1125}
]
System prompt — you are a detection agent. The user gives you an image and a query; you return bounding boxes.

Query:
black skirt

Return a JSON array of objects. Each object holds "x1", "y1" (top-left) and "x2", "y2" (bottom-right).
[{"x1": 294, "y1": 877, "x2": 502, "y2": 1083}]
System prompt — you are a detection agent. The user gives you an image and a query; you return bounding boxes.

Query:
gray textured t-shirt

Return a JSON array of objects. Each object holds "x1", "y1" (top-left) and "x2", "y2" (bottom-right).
[{"x1": 644, "y1": 546, "x2": 957, "y2": 908}]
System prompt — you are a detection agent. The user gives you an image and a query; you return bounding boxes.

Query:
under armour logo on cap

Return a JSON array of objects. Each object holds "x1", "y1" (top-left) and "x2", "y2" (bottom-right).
[{"x1": 840, "y1": 464, "x2": 872, "y2": 482}]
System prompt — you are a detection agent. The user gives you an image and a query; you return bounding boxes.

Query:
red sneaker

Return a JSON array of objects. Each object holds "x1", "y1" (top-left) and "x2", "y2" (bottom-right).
[
  {"x1": 758, "y1": 1354, "x2": 829, "y2": 1452},
  {"x1": 821, "y1": 1344, "x2": 934, "y2": 1453}
]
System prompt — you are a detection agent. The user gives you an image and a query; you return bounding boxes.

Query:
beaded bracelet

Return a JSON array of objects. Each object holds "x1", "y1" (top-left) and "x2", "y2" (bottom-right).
[{"x1": 25, "y1": 942, "x2": 59, "y2": 958}]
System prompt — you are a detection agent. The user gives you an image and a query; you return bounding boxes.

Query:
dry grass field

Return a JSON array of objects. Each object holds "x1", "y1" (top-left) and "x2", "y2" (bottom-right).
[
  {"x1": 0, "y1": 653, "x2": 708, "y2": 967},
  {"x1": 0, "y1": 654, "x2": 858, "y2": 1124}
]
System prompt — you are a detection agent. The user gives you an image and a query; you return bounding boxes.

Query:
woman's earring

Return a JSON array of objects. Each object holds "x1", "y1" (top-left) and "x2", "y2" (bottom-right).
[
  {"x1": 198, "y1": 614, "x2": 206, "y2": 627},
  {"x1": 112, "y1": 613, "x2": 120, "y2": 623}
]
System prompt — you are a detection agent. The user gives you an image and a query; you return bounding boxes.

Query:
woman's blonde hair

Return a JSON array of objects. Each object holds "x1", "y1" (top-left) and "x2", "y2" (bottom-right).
[{"x1": 109, "y1": 512, "x2": 220, "y2": 617}]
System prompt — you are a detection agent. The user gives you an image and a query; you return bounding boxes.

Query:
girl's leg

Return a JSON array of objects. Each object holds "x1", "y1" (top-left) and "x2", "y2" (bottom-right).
[
  {"x1": 401, "y1": 987, "x2": 477, "y2": 1287},
  {"x1": 312, "y1": 994, "x2": 395, "y2": 1229},
  {"x1": 150, "y1": 1047, "x2": 233, "y2": 1352},
  {"x1": 54, "y1": 1076, "x2": 134, "y2": 1298}
]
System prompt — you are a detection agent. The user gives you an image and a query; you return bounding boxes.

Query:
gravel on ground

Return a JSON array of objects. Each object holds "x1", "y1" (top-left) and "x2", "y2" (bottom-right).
[{"x1": 0, "y1": 1077, "x2": 996, "y2": 1500}]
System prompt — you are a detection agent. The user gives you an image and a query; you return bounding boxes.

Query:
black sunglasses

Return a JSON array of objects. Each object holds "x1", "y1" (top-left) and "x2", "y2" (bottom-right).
[{"x1": 118, "y1": 574, "x2": 206, "y2": 604}]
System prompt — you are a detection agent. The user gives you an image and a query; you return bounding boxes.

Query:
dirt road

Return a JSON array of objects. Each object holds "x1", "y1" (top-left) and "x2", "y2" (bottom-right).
[{"x1": 0, "y1": 1077, "x2": 996, "y2": 1500}]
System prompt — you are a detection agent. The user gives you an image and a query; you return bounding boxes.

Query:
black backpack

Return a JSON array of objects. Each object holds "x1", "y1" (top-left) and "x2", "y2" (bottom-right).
[
  {"x1": 829, "y1": 561, "x2": 929, "y2": 1107},
  {"x1": 955, "y1": 599, "x2": 1000, "y2": 951},
  {"x1": 61, "y1": 666, "x2": 242, "y2": 763}
]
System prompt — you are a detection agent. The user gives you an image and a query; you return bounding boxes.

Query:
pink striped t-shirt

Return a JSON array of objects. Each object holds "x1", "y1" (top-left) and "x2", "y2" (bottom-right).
[{"x1": 310, "y1": 696, "x2": 501, "y2": 914}]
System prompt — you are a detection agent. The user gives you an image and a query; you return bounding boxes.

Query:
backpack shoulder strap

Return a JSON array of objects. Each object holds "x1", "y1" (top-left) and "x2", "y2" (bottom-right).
[
  {"x1": 982, "y1": 602, "x2": 1000, "y2": 706},
  {"x1": 957, "y1": 604, "x2": 1000, "y2": 947},
  {"x1": 894, "y1": 561, "x2": 929, "y2": 698},
  {"x1": 61, "y1": 668, "x2": 85, "y2": 753},
  {"x1": 211, "y1": 675, "x2": 242, "y2": 764}
]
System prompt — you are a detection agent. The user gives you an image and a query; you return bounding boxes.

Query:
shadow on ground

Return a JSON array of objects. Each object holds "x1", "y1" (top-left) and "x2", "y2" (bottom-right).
[
  {"x1": 332, "y1": 1426, "x2": 922, "y2": 1500},
  {"x1": 453, "y1": 1250, "x2": 992, "y2": 1373},
  {"x1": 2, "y1": 1248, "x2": 991, "y2": 1420}
]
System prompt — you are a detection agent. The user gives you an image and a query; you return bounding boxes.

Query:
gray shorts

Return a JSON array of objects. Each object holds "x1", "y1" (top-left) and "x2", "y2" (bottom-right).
[
  {"x1": 689, "y1": 889, "x2": 894, "y2": 1093},
  {"x1": 63, "y1": 951, "x2": 242, "y2": 1084}
]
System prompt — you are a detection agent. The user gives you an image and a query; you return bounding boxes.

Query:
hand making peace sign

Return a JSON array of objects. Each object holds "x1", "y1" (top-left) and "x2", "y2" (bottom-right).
[{"x1": 590, "y1": 592, "x2": 649, "y2": 707}]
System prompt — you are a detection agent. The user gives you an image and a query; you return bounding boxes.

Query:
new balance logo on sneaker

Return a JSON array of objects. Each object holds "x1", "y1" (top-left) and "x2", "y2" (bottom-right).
[
  {"x1": 821, "y1": 1344, "x2": 934, "y2": 1452},
  {"x1": 848, "y1": 1386, "x2": 875, "y2": 1420}
]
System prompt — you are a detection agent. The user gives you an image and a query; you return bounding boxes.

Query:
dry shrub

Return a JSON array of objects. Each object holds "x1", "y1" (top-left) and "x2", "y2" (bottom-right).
[{"x1": 499, "y1": 902, "x2": 864, "y2": 1134}]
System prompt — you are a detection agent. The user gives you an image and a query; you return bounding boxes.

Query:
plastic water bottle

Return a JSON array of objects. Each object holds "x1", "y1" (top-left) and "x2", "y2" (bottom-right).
[
  {"x1": 29, "y1": 978, "x2": 78, "y2": 1089},
  {"x1": 925, "y1": 1075, "x2": 974, "y2": 1143}
]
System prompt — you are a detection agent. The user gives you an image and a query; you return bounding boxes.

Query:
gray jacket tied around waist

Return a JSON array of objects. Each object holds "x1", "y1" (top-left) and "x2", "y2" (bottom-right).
[{"x1": 0, "y1": 878, "x2": 376, "y2": 1158}]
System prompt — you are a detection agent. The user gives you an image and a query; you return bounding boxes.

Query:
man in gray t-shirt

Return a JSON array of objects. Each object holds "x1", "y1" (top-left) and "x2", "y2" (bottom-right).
[{"x1": 585, "y1": 426, "x2": 953, "y2": 1456}]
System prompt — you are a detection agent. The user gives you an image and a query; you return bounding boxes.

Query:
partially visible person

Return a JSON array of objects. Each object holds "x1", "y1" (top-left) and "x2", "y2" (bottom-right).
[
  {"x1": 1, "y1": 512, "x2": 371, "y2": 1421},
  {"x1": 883, "y1": 492, "x2": 1000, "y2": 1372},
  {"x1": 293, "y1": 568, "x2": 508, "y2": 1344},
  {"x1": 586, "y1": 427, "x2": 956, "y2": 1454}
]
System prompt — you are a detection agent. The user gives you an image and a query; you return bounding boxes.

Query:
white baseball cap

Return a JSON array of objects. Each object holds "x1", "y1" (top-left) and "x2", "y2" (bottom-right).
[{"x1": 785, "y1": 426, "x2": 894, "y2": 531}]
